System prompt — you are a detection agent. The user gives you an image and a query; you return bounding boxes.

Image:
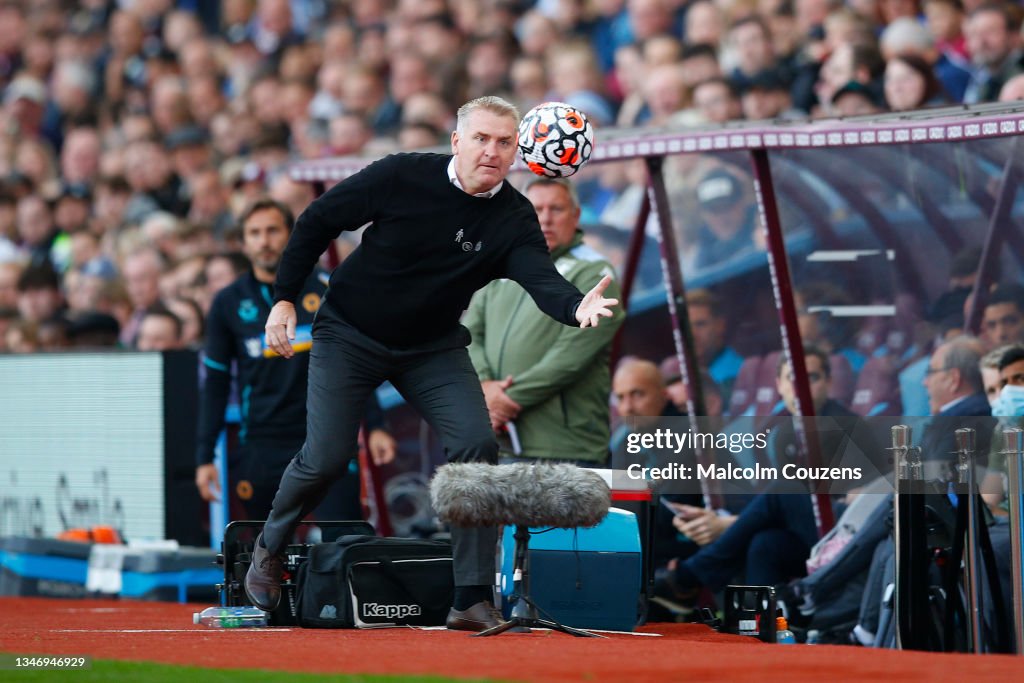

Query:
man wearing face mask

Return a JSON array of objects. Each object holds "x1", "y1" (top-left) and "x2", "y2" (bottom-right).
[{"x1": 985, "y1": 344, "x2": 1024, "y2": 512}]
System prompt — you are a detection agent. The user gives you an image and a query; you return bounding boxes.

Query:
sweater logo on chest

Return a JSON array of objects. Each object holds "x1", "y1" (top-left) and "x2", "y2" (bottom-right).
[{"x1": 455, "y1": 229, "x2": 482, "y2": 253}]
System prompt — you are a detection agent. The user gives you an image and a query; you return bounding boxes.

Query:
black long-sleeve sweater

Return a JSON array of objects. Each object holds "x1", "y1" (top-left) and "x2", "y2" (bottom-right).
[{"x1": 274, "y1": 153, "x2": 584, "y2": 348}]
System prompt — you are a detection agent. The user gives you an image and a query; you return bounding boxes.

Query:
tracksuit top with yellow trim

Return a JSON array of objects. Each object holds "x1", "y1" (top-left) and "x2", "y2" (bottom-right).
[{"x1": 195, "y1": 269, "x2": 328, "y2": 466}]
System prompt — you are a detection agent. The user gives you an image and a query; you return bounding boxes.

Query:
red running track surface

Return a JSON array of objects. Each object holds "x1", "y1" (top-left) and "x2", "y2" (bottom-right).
[{"x1": 2, "y1": 597, "x2": 1023, "y2": 682}]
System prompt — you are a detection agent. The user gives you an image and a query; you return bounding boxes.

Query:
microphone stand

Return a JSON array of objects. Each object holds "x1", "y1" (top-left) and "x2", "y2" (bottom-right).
[
  {"x1": 475, "y1": 525, "x2": 604, "y2": 638},
  {"x1": 1004, "y1": 427, "x2": 1024, "y2": 656},
  {"x1": 955, "y1": 428, "x2": 984, "y2": 654},
  {"x1": 891, "y1": 424, "x2": 928, "y2": 650}
]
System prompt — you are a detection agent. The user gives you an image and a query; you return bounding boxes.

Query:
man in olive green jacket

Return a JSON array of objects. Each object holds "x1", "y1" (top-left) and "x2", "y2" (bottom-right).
[{"x1": 464, "y1": 178, "x2": 625, "y2": 464}]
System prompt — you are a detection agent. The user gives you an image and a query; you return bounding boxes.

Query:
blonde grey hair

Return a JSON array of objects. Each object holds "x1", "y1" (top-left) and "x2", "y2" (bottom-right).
[
  {"x1": 456, "y1": 96, "x2": 520, "y2": 136},
  {"x1": 524, "y1": 177, "x2": 580, "y2": 209}
]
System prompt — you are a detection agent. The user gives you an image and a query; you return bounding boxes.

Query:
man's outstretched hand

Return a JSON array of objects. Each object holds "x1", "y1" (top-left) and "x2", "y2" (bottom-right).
[{"x1": 576, "y1": 275, "x2": 619, "y2": 328}]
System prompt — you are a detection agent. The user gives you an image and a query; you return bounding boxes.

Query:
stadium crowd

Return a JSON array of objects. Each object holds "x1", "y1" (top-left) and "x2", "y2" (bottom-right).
[{"x1": 1, "y1": 0, "x2": 1024, "y2": 353}]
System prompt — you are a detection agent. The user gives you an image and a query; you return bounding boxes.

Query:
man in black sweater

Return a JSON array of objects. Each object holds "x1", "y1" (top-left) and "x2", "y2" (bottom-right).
[{"x1": 245, "y1": 96, "x2": 618, "y2": 631}]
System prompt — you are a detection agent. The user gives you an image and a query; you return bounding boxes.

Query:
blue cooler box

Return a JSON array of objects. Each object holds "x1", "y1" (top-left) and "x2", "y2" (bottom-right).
[{"x1": 499, "y1": 507, "x2": 641, "y2": 632}]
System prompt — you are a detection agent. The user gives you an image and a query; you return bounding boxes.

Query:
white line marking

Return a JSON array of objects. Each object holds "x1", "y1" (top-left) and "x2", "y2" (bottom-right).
[{"x1": 54, "y1": 629, "x2": 295, "y2": 633}]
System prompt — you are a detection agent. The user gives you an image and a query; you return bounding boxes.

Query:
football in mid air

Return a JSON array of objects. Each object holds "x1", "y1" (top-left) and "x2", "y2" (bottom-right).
[{"x1": 517, "y1": 102, "x2": 594, "y2": 177}]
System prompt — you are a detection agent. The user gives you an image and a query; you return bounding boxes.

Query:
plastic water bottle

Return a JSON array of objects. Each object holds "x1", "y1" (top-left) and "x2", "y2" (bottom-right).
[
  {"x1": 775, "y1": 616, "x2": 796, "y2": 644},
  {"x1": 193, "y1": 606, "x2": 268, "y2": 628}
]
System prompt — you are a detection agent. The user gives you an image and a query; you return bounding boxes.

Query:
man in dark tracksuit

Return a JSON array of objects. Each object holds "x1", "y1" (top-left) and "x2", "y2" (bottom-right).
[
  {"x1": 245, "y1": 96, "x2": 619, "y2": 631},
  {"x1": 194, "y1": 198, "x2": 396, "y2": 519}
]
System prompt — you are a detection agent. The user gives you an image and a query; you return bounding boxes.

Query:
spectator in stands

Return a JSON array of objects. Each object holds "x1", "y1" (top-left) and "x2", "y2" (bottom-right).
[
  {"x1": 685, "y1": 1, "x2": 726, "y2": 49},
  {"x1": 815, "y1": 43, "x2": 885, "y2": 114},
  {"x1": 17, "y1": 194, "x2": 65, "y2": 271},
  {"x1": 795, "y1": 282, "x2": 866, "y2": 372},
  {"x1": 692, "y1": 77, "x2": 743, "y2": 124},
  {"x1": 923, "y1": 0, "x2": 969, "y2": 64},
  {"x1": 962, "y1": 3, "x2": 1024, "y2": 104},
  {"x1": 327, "y1": 112, "x2": 373, "y2": 156},
  {"x1": 204, "y1": 251, "x2": 250, "y2": 299},
  {"x1": 997, "y1": 343, "x2": 1024, "y2": 394},
  {"x1": 660, "y1": 356, "x2": 724, "y2": 418},
  {"x1": 920, "y1": 335, "x2": 992, "y2": 468},
  {"x1": 981, "y1": 284, "x2": 1024, "y2": 348},
  {"x1": 641, "y1": 63, "x2": 689, "y2": 126},
  {"x1": 3, "y1": 76, "x2": 48, "y2": 142},
  {"x1": 136, "y1": 305, "x2": 184, "y2": 352},
  {"x1": 740, "y1": 69, "x2": 803, "y2": 120},
  {"x1": 981, "y1": 345, "x2": 1009, "y2": 407},
  {"x1": 187, "y1": 167, "x2": 235, "y2": 240},
  {"x1": 120, "y1": 246, "x2": 167, "y2": 348},
  {"x1": 980, "y1": 344, "x2": 1018, "y2": 512},
  {"x1": 60, "y1": 127, "x2": 102, "y2": 187},
  {"x1": 465, "y1": 178, "x2": 624, "y2": 465},
  {"x1": 166, "y1": 296, "x2": 204, "y2": 349},
  {"x1": 884, "y1": 54, "x2": 948, "y2": 111},
  {"x1": 267, "y1": 175, "x2": 315, "y2": 227},
  {"x1": 627, "y1": 0, "x2": 676, "y2": 42},
  {"x1": 685, "y1": 289, "x2": 745, "y2": 402},
  {"x1": 679, "y1": 43, "x2": 723, "y2": 94},
  {"x1": 691, "y1": 168, "x2": 759, "y2": 272},
  {"x1": 16, "y1": 264, "x2": 63, "y2": 324},
  {"x1": 728, "y1": 15, "x2": 784, "y2": 92},
  {"x1": 54, "y1": 184, "x2": 92, "y2": 237},
  {"x1": 610, "y1": 357, "x2": 681, "y2": 453}
]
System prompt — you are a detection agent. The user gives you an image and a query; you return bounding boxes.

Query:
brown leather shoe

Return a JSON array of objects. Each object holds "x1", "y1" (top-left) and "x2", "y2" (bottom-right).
[
  {"x1": 445, "y1": 601, "x2": 505, "y2": 632},
  {"x1": 244, "y1": 533, "x2": 284, "y2": 611}
]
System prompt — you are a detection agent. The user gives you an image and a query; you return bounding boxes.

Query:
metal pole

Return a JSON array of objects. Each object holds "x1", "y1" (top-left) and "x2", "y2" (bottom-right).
[
  {"x1": 644, "y1": 156, "x2": 714, "y2": 509},
  {"x1": 1004, "y1": 427, "x2": 1024, "y2": 656},
  {"x1": 965, "y1": 136, "x2": 1021, "y2": 335},
  {"x1": 750, "y1": 148, "x2": 834, "y2": 536},
  {"x1": 891, "y1": 424, "x2": 911, "y2": 650},
  {"x1": 956, "y1": 428, "x2": 983, "y2": 653},
  {"x1": 610, "y1": 191, "x2": 651, "y2": 368}
]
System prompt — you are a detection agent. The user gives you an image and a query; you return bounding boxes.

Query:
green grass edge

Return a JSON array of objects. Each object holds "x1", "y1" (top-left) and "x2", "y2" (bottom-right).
[{"x1": 3, "y1": 658, "x2": 511, "y2": 683}]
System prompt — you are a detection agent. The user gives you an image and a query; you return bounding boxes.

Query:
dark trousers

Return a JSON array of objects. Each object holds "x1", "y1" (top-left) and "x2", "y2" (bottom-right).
[
  {"x1": 682, "y1": 485, "x2": 820, "y2": 591},
  {"x1": 262, "y1": 302, "x2": 498, "y2": 586}
]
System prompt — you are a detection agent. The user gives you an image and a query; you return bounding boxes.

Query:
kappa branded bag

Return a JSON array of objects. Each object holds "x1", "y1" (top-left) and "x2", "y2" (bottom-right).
[{"x1": 295, "y1": 535, "x2": 454, "y2": 628}]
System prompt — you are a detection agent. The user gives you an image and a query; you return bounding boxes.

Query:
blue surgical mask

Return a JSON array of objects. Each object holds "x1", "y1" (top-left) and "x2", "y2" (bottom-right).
[{"x1": 991, "y1": 384, "x2": 1024, "y2": 417}]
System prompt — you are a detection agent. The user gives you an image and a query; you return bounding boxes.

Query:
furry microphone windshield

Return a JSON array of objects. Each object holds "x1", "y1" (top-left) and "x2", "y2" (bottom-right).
[{"x1": 430, "y1": 462, "x2": 611, "y2": 528}]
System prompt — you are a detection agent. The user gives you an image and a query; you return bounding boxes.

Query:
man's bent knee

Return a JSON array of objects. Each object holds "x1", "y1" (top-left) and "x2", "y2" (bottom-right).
[
  {"x1": 447, "y1": 436, "x2": 499, "y2": 465},
  {"x1": 291, "y1": 443, "x2": 359, "y2": 480}
]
